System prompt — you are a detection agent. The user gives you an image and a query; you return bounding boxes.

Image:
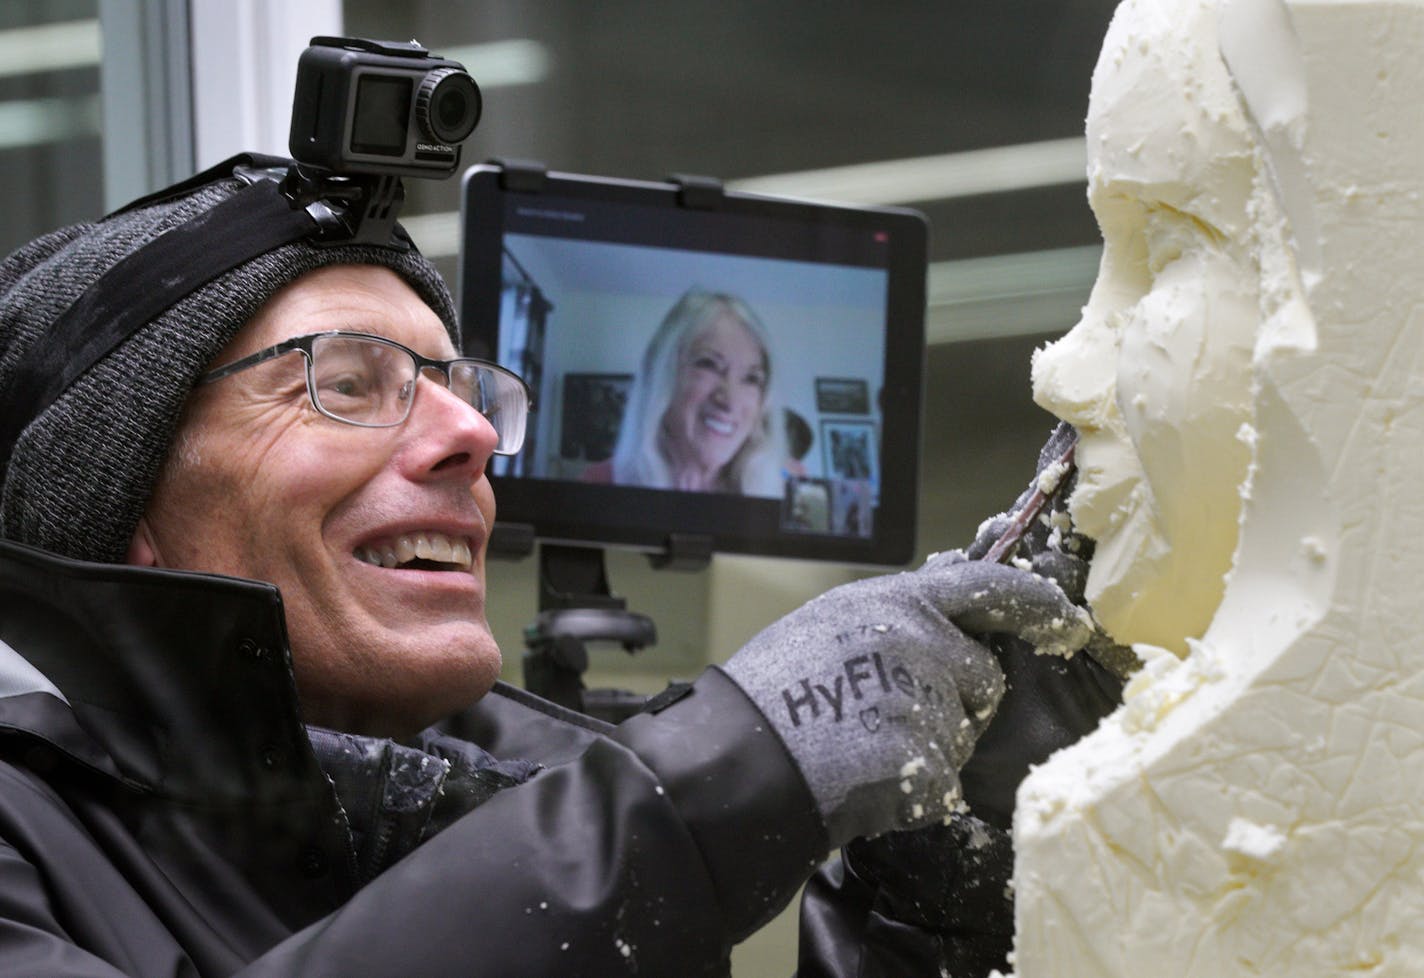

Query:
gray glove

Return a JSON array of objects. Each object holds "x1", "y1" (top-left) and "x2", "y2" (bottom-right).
[{"x1": 722, "y1": 555, "x2": 1093, "y2": 848}]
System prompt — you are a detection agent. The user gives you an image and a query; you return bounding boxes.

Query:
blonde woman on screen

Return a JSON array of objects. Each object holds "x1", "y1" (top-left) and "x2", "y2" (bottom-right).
[{"x1": 583, "y1": 287, "x2": 786, "y2": 495}]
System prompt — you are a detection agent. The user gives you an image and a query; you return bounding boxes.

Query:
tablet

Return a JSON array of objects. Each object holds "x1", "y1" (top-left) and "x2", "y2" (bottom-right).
[{"x1": 457, "y1": 163, "x2": 927, "y2": 566}]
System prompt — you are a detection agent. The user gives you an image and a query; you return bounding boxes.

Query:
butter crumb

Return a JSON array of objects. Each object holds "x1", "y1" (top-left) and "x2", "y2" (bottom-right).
[
  {"x1": 900, "y1": 757, "x2": 928, "y2": 778},
  {"x1": 1037, "y1": 459, "x2": 1071, "y2": 494},
  {"x1": 1222, "y1": 817, "x2": 1287, "y2": 864}
]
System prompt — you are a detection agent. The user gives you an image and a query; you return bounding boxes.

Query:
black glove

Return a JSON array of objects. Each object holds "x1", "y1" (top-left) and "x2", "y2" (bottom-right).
[
  {"x1": 722, "y1": 553, "x2": 1093, "y2": 849},
  {"x1": 958, "y1": 423, "x2": 1131, "y2": 830},
  {"x1": 840, "y1": 811, "x2": 1015, "y2": 974}
]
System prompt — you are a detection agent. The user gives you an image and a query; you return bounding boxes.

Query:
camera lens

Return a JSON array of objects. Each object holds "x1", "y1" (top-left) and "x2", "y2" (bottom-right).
[{"x1": 416, "y1": 68, "x2": 482, "y2": 145}]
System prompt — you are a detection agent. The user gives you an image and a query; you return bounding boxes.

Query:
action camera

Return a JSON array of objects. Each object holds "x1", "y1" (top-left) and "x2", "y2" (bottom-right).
[{"x1": 289, "y1": 36, "x2": 482, "y2": 178}]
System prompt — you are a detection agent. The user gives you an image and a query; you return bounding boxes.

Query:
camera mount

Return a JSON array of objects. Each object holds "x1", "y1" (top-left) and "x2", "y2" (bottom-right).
[{"x1": 277, "y1": 164, "x2": 409, "y2": 249}]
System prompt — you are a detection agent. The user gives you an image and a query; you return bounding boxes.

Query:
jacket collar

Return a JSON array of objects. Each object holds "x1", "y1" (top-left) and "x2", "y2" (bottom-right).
[{"x1": 0, "y1": 538, "x2": 325, "y2": 807}]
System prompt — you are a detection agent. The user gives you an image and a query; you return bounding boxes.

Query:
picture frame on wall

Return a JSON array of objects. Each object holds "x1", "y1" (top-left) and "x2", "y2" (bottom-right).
[
  {"x1": 814, "y1": 376, "x2": 871, "y2": 415},
  {"x1": 821, "y1": 419, "x2": 878, "y2": 484}
]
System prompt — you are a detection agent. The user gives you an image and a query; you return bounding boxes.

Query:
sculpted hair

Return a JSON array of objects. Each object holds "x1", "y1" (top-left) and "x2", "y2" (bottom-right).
[{"x1": 610, "y1": 287, "x2": 785, "y2": 494}]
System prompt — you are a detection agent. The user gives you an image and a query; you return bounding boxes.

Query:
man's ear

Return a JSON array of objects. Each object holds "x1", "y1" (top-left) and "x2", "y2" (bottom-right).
[{"x1": 125, "y1": 517, "x2": 159, "y2": 567}]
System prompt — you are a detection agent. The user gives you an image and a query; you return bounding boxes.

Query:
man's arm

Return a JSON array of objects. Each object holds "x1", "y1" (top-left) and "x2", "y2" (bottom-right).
[
  {"x1": 0, "y1": 679, "x2": 808, "y2": 978},
  {"x1": 258, "y1": 552, "x2": 1091, "y2": 977}
]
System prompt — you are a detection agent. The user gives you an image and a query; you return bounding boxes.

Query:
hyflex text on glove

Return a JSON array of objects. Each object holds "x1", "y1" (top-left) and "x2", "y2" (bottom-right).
[{"x1": 723, "y1": 556, "x2": 1093, "y2": 847}]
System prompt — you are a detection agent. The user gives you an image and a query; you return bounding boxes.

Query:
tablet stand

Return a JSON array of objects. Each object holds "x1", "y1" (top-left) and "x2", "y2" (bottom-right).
[{"x1": 519, "y1": 537, "x2": 710, "y2": 724}]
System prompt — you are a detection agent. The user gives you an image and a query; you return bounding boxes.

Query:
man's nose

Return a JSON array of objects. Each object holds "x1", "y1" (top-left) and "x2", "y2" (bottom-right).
[{"x1": 400, "y1": 374, "x2": 501, "y2": 477}]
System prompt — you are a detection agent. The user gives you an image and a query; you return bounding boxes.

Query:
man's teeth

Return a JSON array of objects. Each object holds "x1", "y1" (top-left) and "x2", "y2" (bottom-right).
[{"x1": 354, "y1": 531, "x2": 473, "y2": 570}]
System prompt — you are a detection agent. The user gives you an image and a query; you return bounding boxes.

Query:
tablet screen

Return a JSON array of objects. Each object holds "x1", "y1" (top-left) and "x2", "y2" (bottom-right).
[{"x1": 458, "y1": 165, "x2": 927, "y2": 565}]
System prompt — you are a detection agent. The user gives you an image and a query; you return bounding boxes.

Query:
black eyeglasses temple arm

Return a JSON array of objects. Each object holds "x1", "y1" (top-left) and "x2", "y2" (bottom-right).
[{"x1": 198, "y1": 340, "x2": 305, "y2": 384}]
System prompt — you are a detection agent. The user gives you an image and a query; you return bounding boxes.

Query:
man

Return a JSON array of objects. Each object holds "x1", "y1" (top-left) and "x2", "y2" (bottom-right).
[{"x1": 0, "y1": 155, "x2": 1097, "y2": 976}]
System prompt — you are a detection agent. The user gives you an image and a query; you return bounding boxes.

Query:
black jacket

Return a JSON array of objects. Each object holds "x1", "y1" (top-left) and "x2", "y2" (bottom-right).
[{"x1": 0, "y1": 539, "x2": 836, "y2": 977}]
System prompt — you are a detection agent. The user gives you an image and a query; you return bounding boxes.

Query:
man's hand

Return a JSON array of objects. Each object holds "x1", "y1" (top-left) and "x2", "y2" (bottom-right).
[
  {"x1": 722, "y1": 556, "x2": 1093, "y2": 848},
  {"x1": 956, "y1": 425, "x2": 1132, "y2": 829}
]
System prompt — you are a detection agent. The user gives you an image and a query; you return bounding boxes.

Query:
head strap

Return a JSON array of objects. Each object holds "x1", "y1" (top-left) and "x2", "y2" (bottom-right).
[{"x1": 0, "y1": 174, "x2": 324, "y2": 472}]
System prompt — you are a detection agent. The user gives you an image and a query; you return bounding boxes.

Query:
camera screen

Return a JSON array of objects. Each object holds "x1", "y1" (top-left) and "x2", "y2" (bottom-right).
[
  {"x1": 459, "y1": 166, "x2": 927, "y2": 566},
  {"x1": 350, "y1": 74, "x2": 412, "y2": 156}
]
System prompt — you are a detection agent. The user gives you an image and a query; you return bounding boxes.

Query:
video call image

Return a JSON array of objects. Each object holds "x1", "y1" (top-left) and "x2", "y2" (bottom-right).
[{"x1": 492, "y1": 234, "x2": 888, "y2": 540}]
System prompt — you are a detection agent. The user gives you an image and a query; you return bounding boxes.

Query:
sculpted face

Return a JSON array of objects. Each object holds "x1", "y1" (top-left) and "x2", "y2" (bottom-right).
[
  {"x1": 1031, "y1": 0, "x2": 1264, "y2": 654},
  {"x1": 660, "y1": 311, "x2": 768, "y2": 490},
  {"x1": 129, "y1": 265, "x2": 503, "y2": 737},
  {"x1": 1014, "y1": 2, "x2": 1424, "y2": 971}
]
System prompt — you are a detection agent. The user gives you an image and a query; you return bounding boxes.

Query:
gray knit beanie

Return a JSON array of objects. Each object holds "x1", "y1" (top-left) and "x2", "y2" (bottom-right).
[{"x1": 0, "y1": 162, "x2": 459, "y2": 564}]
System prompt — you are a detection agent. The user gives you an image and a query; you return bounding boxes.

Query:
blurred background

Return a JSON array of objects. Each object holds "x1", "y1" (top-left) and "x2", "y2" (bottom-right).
[{"x1": 1, "y1": 0, "x2": 1120, "y2": 970}]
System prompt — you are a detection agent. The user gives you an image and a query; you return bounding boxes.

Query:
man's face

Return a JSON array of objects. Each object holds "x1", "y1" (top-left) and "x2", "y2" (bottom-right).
[
  {"x1": 131, "y1": 265, "x2": 501, "y2": 736},
  {"x1": 661, "y1": 312, "x2": 768, "y2": 482},
  {"x1": 1030, "y1": 0, "x2": 1264, "y2": 654}
]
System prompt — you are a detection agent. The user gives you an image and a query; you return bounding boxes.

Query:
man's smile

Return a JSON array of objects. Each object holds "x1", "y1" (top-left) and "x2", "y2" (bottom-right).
[{"x1": 353, "y1": 529, "x2": 475, "y2": 572}]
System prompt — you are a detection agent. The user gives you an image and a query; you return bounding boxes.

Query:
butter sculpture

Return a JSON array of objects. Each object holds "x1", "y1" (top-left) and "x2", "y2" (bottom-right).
[{"x1": 1013, "y1": 0, "x2": 1424, "y2": 973}]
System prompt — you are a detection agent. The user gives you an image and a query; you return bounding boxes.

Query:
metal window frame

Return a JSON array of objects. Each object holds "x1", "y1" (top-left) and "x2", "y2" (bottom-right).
[{"x1": 100, "y1": 0, "x2": 341, "y2": 210}]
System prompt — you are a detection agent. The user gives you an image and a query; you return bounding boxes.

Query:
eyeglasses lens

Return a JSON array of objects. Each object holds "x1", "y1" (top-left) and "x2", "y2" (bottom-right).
[
  {"x1": 450, "y1": 361, "x2": 528, "y2": 455},
  {"x1": 310, "y1": 335, "x2": 413, "y2": 425}
]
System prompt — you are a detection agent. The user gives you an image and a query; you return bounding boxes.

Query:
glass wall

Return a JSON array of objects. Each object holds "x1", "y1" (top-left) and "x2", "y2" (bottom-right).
[
  {"x1": 342, "y1": 1, "x2": 1118, "y2": 286},
  {"x1": 0, "y1": 1, "x2": 103, "y2": 258}
]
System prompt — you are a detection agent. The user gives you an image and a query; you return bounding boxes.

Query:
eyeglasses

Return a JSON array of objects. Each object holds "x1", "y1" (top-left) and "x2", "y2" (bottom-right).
[{"x1": 199, "y1": 331, "x2": 533, "y2": 455}]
